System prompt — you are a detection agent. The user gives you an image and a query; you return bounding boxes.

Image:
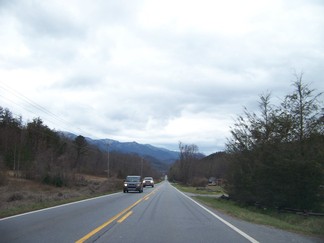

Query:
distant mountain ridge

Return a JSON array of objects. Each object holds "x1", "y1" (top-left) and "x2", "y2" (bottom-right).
[{"x1": 60, "y1": 132, "x2": 179, "y2": 165}]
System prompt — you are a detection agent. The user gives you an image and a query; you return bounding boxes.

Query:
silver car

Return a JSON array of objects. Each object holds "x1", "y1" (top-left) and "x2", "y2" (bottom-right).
[{"x1": 143, "y1": 177, "x2": 154, "y2": 187}]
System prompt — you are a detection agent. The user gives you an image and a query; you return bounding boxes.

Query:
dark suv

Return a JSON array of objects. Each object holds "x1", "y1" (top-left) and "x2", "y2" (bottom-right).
[{"x1": 123, "y1": 175, "x2": 143, "y2": 193}]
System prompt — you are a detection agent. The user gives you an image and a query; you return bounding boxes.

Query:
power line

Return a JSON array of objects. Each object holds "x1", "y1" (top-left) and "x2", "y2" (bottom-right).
[{"x1": 0, "y1": 82, "x2": 102, "y2": 140}]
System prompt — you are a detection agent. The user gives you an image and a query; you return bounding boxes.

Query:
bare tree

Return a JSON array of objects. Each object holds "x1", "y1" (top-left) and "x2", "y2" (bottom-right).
[{"x1": 178, "y1": 142, "x2": 199, "y2": 184}]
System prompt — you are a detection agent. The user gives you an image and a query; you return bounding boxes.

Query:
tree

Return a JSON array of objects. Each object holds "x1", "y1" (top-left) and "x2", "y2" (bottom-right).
[
  {"x1": 73, "y1": 135, "x2": 88, "y2": 171},
  {"x1": 168, "y1": 142, "x2": 199, "y2": 184},
  {"x1": 281, "y1": 74, "x2": 323, "y2": 146},
  {"x1": 0, "y1": 107, "x2": 23, "y2": 174},
  {"x1": 226, "y1": 77, "x2": 323, "y2": 209},
  {"x1": 0, "y1": 106, "x2": 163, "y2": 187},
  {"x1": 196, "y1": 152, "x2": 229, "y2": 180}
]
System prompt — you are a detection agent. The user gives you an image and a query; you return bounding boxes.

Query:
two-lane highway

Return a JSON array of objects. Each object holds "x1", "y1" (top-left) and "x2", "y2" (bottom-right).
[
  {"x1": 0, "y1": 181, "x2": 320, "y2": 243},
  {"x1": 89, "y1": 182, "x2": 256, "y2": 243}
]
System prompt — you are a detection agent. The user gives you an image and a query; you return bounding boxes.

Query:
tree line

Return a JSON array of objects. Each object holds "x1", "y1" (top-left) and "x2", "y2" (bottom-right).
[
  {"x1": 0, "y1": 109, "x2": 161, "y2": 187},
  {"x1": 169, "y1": 75, "x2": 323, "y2": 210}
]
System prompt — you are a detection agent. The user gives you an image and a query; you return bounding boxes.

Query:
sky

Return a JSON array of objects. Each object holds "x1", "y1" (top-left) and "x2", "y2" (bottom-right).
[{"x1": 0, "y1": 0, "x2": 323, "y2": 155}]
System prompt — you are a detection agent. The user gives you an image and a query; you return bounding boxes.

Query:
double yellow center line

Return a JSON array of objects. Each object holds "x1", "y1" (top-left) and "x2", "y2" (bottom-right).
[
  {"x1": 75, "y1": 189, "x2": 157, "y2": 243},
  {"x1": 117, "y1": 211, "x2": 133, "y2": 223}
]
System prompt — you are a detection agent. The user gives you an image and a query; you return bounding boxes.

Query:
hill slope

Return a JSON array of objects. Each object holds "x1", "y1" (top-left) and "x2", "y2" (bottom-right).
[{"x1": 61, "y1": 132, "x2": 179, "y2": 165}]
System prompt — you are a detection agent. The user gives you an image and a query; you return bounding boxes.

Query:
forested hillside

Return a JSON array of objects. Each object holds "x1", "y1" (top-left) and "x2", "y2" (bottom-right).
[
  {"x1": 0, "y1": 111, "x2": 161, "y2": 187},
  {"x1": 169, "y1": 77, "x2": 323, "y2": 210}
]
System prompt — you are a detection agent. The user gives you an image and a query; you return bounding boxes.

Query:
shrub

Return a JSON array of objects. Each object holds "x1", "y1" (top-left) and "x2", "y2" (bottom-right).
[
  {"x1": 191, "y1": 177, "x2": 208, "y2": 187},
  {"x1": 7, "y1": 193, "x2": 24, "y2": 202},
  {"x1": 42, "y1": 173, "x2": 67, "y2": 187}
]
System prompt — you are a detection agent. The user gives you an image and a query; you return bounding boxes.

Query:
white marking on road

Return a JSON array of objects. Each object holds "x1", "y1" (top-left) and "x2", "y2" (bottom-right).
[
  {"x1": 173, "y1": 186, "x2": 259, "y2": 243},
  {"x1": 0, "y1": 192, "x2": 121, "y2": 221}
]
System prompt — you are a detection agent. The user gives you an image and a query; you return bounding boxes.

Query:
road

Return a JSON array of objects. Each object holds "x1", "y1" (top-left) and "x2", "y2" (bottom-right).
[{"x1": 0, "y1": 181, "x2": 320, "y2": 243}]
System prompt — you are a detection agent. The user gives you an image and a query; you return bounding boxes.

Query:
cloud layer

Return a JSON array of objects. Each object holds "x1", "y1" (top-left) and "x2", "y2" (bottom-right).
[{"x1": 1, "y1": 0, "x2": 323, "y2": 154}]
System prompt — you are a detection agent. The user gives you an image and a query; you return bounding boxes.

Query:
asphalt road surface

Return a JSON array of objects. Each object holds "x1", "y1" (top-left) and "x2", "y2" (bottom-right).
[{"x1": 0, "y1": 181, "x2": 321, "y2": 243}]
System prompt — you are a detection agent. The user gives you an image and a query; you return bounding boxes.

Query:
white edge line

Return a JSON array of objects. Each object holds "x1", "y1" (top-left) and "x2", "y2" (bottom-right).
[
  {"x1": 0, "y1": 192, "x2": 121, "y2": 221},
  {"x1": 173, "y1": 185, "x2": 259, "y2": 243}
]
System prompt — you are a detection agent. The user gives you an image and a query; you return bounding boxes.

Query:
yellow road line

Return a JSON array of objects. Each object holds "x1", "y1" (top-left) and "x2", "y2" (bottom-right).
[
  {"x1": 117, "y1": 211, "x2": 133, "y2": 223},
  {"x1": 75, "y1": 188, "x2": 159, "y2": 243},
  {"x1": 75, "y1": 198, "x2": 142, "y2": 243}
]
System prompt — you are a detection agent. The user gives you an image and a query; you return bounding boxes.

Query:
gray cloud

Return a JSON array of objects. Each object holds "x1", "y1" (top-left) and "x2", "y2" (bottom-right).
[{"x1": 1, "y1": 0, "x2": 323, "y2": 154}]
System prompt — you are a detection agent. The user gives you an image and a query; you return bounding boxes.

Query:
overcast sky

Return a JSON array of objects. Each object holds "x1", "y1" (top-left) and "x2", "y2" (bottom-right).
[{"x1": 0, "y1": 0, "x2": 323, "y2": 155}]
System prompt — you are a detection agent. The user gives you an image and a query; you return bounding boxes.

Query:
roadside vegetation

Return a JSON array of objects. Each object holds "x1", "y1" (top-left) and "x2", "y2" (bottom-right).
[
  {"x1": 170, "y1": 76, "x2": 323, "y2": 212},
  {"x1": 195, "y1": 196, "x2": 324, "y2": 237},
  {"x1": 0, "y1": 173, "x2": 123, "y2": 218},
  {"x1": 173, "y1": 183, "x2": 225, "y2": 195},
  {"x1": 173, "y1": 183, "x2": 324, "y2": 237}
]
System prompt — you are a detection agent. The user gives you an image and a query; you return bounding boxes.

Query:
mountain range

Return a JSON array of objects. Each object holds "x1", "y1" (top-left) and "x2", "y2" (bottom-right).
[{"x1": 61, "y1": 132, "x2": 180, "y2": 169}]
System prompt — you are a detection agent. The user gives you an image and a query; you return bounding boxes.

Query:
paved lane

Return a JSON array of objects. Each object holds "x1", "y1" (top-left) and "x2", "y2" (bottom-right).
[
  {"x1": 0, "y1": 188, "x2": 151, "y2": 243},
  {"x1": 94, "y1": 182, "x2": 255, "y2": 243},
  {"x1": 1, "y1": 181, "x2": 320, "y2": 243}
]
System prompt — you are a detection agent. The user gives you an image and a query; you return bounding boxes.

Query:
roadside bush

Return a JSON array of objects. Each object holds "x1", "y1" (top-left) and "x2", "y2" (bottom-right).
[
  {"x1": 191, "y1": 177, "x2": 208, "y2": 187},
  {"x1": 226, "y1": 142, "x2": 323, "y2": 210},
  {"x1": 7, "y1": 192, "x2": 24, "y2": 202},
  {"x1": 42, "y1": 173, "x2": 68, "y2": 187}
]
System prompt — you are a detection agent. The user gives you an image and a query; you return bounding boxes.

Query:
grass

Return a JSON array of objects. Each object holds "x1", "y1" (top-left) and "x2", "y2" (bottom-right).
[
  {"x1": 174, "y1": 183, "x2": 225, "y2": 195},
  {"x1": 173, "y1": 184, "x2": 324, "y2": 237},
  {"x1": 0, "y1": 190, "x2": 119, "y2": 219},
  {"x1": 0, "y1": 195, "x2": 92, "y2": 218},
  {"x1": 0, "y1": 175, "x2": 122, "y2": 219}
]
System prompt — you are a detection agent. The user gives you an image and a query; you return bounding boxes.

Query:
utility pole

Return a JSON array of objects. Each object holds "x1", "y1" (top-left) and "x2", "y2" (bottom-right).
[
  {"x1": 107, "y1": 141, "x2": 110, "y2": 179},
  {"x1": 140, "y1": 157, "x2": 143, "y2": 177}
]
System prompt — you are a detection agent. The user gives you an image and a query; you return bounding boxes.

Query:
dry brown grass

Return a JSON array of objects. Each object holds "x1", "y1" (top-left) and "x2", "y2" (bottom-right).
[{"x1": 0, "y1": 172, "x2": 123, "y2": 218}]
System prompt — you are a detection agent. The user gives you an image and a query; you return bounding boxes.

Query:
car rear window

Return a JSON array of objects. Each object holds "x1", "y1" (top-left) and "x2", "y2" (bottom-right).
[{"x1": 126, "y1": 176, "x2": 140, "y2": 182}]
